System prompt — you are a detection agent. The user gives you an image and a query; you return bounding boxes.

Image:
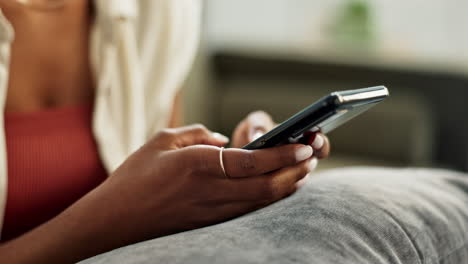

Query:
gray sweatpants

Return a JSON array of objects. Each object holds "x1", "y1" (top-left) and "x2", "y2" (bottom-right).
[{"x1": 81, "y1": 168, "x2": 468, "y2": 264}]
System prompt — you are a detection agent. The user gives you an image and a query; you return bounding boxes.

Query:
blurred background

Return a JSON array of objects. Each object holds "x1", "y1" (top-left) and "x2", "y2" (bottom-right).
[{"x1": 182, "y1": 0, "x2": 468, "y2": 172}]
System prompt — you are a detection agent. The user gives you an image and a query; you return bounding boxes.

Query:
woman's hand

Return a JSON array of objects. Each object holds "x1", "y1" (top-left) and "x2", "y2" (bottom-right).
[
  {"x1": 81, "y1": 124, "x2": 315, "y2": 256},
  {"x1": 102, "y1": 124, "x2": 315, "y2": 239},
  {"x1": 231, "y1": 111, "x2": 331, "y2": 159},
  {"x1": 231, "y1": 111, "x2": 277, "y2": 148},
  {"x1": 1, "y1": 124, "x2": 315, "y2": 263}
]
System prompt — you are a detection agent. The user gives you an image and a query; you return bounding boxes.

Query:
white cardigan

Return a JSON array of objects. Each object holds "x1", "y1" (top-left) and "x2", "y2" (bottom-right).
[{"x1": 0, "y1": 0, "x2": 201, "y2": 236}]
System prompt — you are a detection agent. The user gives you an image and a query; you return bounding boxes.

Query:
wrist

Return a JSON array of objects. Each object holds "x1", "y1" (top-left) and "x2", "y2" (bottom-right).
[{"x1": 0, "y1": 183, "x2": 120, "y2": 263}]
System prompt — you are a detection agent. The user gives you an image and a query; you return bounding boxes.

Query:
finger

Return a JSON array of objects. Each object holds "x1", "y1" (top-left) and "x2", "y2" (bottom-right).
[
  {"x1": 175, "y1": 146, "x2": 225, "y2": 176},
  {"x1": 301, "y1": 132, "x2": 330, "y2": 159},
  {"x1": 231, "y1": 119, "x2": 249, "y2": 148},
  {"x1": 310, "y1": 133, "x2": 324, "y2": 150},
  {"x1": 222, "y1": 144, "x2": 313, "y2": 178},
  {"x1": 296, "y1": 174, "x2": 310, "y2": 189},
  {"x1": 308, "y1": 157, "x2": 318, "y2": 172},
  {"x1": 246, "y1": 111, "x2": 275, "y2": 141},
  {"x1": 159, "y1": 124, "x2": 229, "y2": 148},
  {"x1": 211, "y1": 133, "x2": 231, "y2": 147},
  {"x1": 223, "y1": 159, "x2": 312, "y2": 203},
  {"x1": 314, "y1": 134, "x2": 330, "y2": 159}
]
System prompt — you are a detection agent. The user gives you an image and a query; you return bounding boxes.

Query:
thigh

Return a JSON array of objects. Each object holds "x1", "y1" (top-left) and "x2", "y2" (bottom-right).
[{"x1": 80, "y1": 168, "x2": 468, "y2": 264}]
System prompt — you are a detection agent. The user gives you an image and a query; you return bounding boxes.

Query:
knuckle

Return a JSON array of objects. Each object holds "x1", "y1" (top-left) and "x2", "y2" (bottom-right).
[
  {"x1": 190, "y1": 124, "x2": 208, "y2": 132},
  {"x1": 262, "y1": 177, "x2": 281, "y2": 201},
  {"x1": 155, "y1": 129, "x2": 176, "y2": 140},
  {"x1": 300, "y1": 162, "x2": 310, "y2": 176},
  {"x1": 194, "y1": 154, "x2": 210, "y2": 172},
  {"x1": 190, "y1": 124, "x2": 211, "y2": 139},
  {"x1": 288, "y1": 163, "x2": 309, "y2": 182},
  {"x1": 276, "y1": 146, "x2": 293, "y2": 165},
  {"x1": 183, "y1": 147, "x2": 210, "y2": 172},
  {"x1": 240, "y1": 151, "x2": 259, "y2": 175}
]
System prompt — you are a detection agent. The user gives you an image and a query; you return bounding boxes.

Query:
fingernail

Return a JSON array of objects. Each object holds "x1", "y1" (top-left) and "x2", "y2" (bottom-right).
[
  {"x1": 297, "y1": 175, "x2": 310, "y2": 188},
  {"x1": 295, "y1": 145, "x2": 313, "y2": 162},
  {"x1": 309, "y1": 158, "x2": 318, "y2": 171},
  {"x1": 213, "y1": 132, "x2": 229, "y2": 142},
  {"x1": 312, "y1": 134, "x2": 324, "y2": 149},
  {"x1": 252, "y1": 131, "x2": 264, "y2": 141}
]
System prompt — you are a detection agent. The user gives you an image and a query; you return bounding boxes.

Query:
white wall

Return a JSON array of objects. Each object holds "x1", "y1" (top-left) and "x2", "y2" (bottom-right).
[{"x1": 204, "y1": 0, "x2": 468, "y2": 64}]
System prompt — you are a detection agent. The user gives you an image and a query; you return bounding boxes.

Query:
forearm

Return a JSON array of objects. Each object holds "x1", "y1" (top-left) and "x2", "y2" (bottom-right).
[{"x1": 0, "y1": 182, "x2": 130, "y2": 263}]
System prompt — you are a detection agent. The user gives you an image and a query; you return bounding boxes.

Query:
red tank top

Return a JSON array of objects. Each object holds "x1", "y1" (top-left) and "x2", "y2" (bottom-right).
[{"x1": 2, "y1": 105, "x2": 108, "y2": 241}]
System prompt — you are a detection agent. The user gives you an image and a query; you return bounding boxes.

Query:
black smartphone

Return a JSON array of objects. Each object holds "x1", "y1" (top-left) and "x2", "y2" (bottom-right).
[{"x1": 242, "y1": 86, "x2": 390, "y2": 150}]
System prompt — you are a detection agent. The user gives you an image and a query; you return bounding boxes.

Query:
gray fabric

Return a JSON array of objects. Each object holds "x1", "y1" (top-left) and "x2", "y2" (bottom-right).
[{"x1": 80, "y1": 168, "x2": 468, "y2": 264}]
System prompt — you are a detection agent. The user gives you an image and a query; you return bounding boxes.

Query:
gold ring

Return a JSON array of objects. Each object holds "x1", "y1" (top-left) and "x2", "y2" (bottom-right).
[{"x1": 219, "y1": 147, "x2": 228, "y2": 178}]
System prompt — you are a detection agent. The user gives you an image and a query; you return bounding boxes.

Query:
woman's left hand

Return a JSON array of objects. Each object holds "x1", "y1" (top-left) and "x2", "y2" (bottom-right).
[{"x1": 231, "y1": 111, "x2": 331, "y2": 159}]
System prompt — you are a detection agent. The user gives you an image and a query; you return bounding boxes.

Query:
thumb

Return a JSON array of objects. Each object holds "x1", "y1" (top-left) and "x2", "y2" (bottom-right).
[
  {"x1": 171, "y1": 124, "x2": 229, "y2": 148},
  {"x1": 249, "y1": 127, "x2": 265, "y2": 142},
  {"x1": 247, "y1": 111, "x2": 275, "y2": 141},
  {"x1": 210, "y1": 132, "x2": 231, "y2": 147}
]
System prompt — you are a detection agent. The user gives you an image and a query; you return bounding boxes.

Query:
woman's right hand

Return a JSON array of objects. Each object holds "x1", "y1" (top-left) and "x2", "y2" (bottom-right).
[
  {"x1": 97, "y1": 124, "x2": 315, "y2": 245},
  {"x1": 0, "y1": 124, "x2": 316, "y2": 264}
]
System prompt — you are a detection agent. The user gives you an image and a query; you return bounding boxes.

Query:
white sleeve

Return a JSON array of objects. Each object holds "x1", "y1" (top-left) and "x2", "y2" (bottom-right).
[{"x1": 136, "y1": 0, "x2": 202, "y2": 136}]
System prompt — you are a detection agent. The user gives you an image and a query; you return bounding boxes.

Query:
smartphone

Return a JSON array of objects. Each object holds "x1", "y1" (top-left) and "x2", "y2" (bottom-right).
[{"x1": 242, "y1": 86, "x2": 390, "y2": 150}]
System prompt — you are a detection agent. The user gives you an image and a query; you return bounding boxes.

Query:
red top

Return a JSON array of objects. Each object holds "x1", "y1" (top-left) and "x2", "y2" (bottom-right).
[{"x1": 2, "y1": 105, "x2": 108, "y2": 241}]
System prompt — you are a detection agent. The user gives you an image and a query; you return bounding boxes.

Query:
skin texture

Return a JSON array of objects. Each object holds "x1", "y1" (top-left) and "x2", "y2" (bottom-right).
[
  {"x1": 0, "y1": 1, "x2": 331, "y2": 262},
  {"x1": 1, "y1": 0, "x2": 94, "y2": 112},
  {"x1": 0, "y1": 125, "x2": 318, "y2": 263}
]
